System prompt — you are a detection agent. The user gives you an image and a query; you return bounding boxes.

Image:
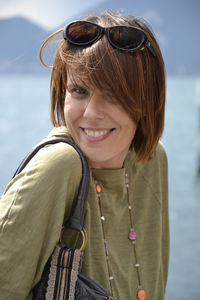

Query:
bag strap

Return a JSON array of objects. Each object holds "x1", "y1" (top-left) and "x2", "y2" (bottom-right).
[{"x1": 12, "y1": 138, "x2": 90, "y2": 232}]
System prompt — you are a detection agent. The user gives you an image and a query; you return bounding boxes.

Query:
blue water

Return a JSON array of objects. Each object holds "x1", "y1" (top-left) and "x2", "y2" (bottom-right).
[{"x1": 0, "y1": 75, "x2": 200, "y2": 299}]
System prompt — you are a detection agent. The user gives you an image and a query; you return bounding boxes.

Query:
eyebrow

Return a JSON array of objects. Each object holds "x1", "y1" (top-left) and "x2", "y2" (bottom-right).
[{"x1": 66, "y1": 82, "x2": 82, "y2": 88}]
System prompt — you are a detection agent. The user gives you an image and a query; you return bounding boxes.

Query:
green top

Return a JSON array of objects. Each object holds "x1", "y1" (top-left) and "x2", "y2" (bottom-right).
[{"x1": 0, "y1": 127, "x2": 169, "y2": 300}]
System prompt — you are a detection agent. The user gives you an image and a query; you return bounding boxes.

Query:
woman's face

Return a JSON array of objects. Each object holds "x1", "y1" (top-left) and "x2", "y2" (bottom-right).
[{"x1": 64, "y1": 75, "x2": 137, "y2": 169}]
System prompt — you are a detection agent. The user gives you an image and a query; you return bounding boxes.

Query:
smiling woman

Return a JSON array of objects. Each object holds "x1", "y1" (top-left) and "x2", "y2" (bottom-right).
[
  {"x1": 0, "y1": 11, "x2": 169, "y2": 300},
  {"x1": 47, "y1": 14, "x2": 165, "y2": 164},
  {"x1": 64, "y1": 75, "x2": 137, "y2": 168}
]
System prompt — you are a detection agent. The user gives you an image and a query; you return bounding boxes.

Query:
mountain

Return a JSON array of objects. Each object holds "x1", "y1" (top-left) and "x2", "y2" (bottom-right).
[
  {"x1": 0, "y1": 17, "x2": 50, "y2": 73},
  {"x1": 85, "y1": 0, "x2": 200, "y2": 75},
  {"x1": 0, "y1": 0, "x2": 199, "y2": 75}
]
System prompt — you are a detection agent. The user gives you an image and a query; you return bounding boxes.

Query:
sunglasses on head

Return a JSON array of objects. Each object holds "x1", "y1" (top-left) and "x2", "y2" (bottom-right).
[{"x1": 63, "y1": 20, "x2": 156, "y2": 57}]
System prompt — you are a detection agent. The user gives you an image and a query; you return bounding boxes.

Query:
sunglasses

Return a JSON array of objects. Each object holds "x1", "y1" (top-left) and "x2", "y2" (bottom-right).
[{"x1": 63, "y1": 20, "x2": 156, "y2": 57}]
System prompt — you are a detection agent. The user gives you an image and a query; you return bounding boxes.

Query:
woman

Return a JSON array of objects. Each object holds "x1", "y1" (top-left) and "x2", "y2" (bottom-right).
[{"x1": 0, "y1": 11, "x2": 169, "y2": 300}]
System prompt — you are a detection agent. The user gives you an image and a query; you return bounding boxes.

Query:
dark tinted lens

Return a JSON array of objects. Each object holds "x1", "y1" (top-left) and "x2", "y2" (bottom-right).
[
  {"x1": 66, "y1": 21, "x2": 100, "y2": 44},
  {"x1": 109, "y1": 26, "x2": 144, "y2": 49}
]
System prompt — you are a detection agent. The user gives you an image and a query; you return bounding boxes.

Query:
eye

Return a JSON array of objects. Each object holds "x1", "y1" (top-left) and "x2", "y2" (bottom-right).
[
  {"x1": 71, "y1": 87, "x2": 88, "y2": 95},
  {"x1": 67, "y1": 85, "x2": 89, "y2": 99}
]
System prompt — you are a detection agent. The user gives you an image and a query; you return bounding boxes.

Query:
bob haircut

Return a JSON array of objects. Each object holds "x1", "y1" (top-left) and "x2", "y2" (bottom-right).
[{"x1": 40, "y1": 11, "x2": 166, "y2": 163}]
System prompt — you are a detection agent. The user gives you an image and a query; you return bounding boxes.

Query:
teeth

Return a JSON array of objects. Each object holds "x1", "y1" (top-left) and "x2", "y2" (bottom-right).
[{"x1": 84, "y1": 129, "x2": 110, "y2": 137}]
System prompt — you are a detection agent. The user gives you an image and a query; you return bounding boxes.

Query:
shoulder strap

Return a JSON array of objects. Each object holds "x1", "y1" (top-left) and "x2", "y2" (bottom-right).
[{"x1": 12, "y1": 138, "x2": 90, "y2": 232}]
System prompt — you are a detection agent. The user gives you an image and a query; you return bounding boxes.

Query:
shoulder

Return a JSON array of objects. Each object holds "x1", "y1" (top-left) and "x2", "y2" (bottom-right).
[
  {"x1": 24, "y1": 126, "x2": 82, "y2": 177},
  {"x1": 1, "y1": 139, "x2": 83, "y2": 228},
  {"x1": 29, "y1": 141, "x2": 82, "y2": 174},
  {"x1": 4, "y1": 138, "x2": 83, "y2": 195},
  {"x1": 141, "y1": 141, "x2": 168, "y2": 177},
  {"x1": 132, "y1": 141, "x2": 167, "y2": 174},
  {"x1": 155, "y1": 141, "x2": 168, "y2": 165},
  {"x1": 130, "y1": 141, "x2": 168, "y2": 206},
  {"x1": 10, "y1": 141, "x2": 82, "y2": 190}
]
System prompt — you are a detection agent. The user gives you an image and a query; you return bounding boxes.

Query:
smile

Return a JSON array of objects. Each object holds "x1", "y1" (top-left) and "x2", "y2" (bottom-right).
[
  {"x1": 84, "y1": 129, "x2": 111, "y2": 137},
  {"x1": 81, "y1": 128, "x2": 115, "y2": 141}
]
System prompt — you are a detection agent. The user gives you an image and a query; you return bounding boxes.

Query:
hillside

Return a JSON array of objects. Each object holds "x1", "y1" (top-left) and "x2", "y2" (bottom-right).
[
  {"x1": 0, "y1": 17, "x2": 50, "y2": 73},
  {"x1": 0, "y1": 0, "x2": 199, "y2": 75},
  {"x1": 87, "y1": 0, "x2": 200, "y2": 75}
]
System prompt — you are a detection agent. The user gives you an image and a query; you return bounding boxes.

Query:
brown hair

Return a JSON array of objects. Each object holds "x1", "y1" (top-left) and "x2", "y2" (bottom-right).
[{"x1": 40, "y1": 11, "x2": 166, "y2": 163}]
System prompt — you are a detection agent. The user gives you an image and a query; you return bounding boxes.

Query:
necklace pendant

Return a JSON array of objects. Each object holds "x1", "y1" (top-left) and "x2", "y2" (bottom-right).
[
  {"x1": 128, "y1": 231, "x2": 137, "y2": 241},
  {"x1": 125, "y1": 174, "x2": 129, "y2": 186},
  {"x1": 96, "y1": 183, "x2": 102, "y2": 194},
  {"x1": 137, "y1": 289, "x2": 146, "y2": 300}
]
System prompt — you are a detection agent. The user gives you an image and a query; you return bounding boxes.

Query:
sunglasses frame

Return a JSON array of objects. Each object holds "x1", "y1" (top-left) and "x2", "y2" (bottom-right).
[{"x1": 63, "y1": 20, "x2": 156, "y2": 57}]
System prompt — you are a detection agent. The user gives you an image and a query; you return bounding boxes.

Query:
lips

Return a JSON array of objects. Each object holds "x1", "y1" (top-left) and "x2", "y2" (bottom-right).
[
  {"x1": 81, "y1": 127, "x2": 115, "y2": 141},
  {"x1": 84, "y1": 129, "x2": 111, "y2": 137}
]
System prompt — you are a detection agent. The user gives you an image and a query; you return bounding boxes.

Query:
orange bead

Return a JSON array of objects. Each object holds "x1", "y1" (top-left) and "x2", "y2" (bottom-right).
[
  {"x1": 96, "y1": 184, "x2": 101, "y2": 193},
  {"x1": 137, "y1": 289, "x2": 146, "y2": 300}
]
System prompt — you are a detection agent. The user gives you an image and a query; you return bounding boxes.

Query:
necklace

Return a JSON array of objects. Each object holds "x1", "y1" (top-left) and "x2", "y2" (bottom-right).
[{"x1": 95, "y1": 173, "x2": 146, "y2": 300}]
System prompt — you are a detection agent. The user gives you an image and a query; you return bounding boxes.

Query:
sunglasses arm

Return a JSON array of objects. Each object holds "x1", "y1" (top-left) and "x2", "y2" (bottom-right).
[{"x1": 146, "y1": 41, "x2": 156, "y2": 57}]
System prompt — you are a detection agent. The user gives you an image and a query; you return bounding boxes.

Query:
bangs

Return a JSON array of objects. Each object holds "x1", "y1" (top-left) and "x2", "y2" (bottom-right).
[{"x1": 59, "y1": 36, "x2": 143, "y2": 121}]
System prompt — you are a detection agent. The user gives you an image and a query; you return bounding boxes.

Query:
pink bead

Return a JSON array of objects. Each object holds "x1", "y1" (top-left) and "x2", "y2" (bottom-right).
[
  {"x1": 128, "y1": 231, "x2": 137, "y2": 241},
  {"x1": 125, "y1": 175, "x2": 129, "y2": 184}
]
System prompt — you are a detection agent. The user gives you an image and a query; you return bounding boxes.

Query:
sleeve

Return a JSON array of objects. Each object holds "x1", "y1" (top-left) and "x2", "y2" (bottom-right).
[
  {"x1": 0, "y1": 142, "x2": 82, "y2": 300},
  {"x1": 158, "y1": 143, "x2": 170, "y2": 293}
]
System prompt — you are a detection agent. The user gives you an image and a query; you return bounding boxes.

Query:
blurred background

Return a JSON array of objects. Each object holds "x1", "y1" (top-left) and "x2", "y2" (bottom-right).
[{"x1": 0, "y1": 0, "x2": 200, "y2": 299}]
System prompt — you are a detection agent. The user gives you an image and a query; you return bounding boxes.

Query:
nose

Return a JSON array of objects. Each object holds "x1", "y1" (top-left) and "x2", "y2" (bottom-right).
[{"x1": 83, "y1": 92, "x2": 105, "y2": 120}]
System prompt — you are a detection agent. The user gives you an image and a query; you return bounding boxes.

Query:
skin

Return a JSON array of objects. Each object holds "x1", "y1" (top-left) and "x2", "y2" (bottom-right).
[{"x1": 64, "y1": 74, "x2": 137, "y2": 169}]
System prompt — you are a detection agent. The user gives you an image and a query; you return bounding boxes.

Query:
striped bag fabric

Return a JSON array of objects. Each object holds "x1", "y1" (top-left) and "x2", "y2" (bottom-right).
[
  {"x1": 33, "y1": 242, "x2": 113, "y2": 299},
  {"x1": 33, "y1": 245, "x2": 82, "y2": 299}
]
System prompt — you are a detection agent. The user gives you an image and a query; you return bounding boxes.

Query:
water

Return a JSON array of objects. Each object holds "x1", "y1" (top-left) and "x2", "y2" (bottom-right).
[
  {"x1": 0, "y1": 75, "x2": 200, "y2": 299},
  {"x1": 0, "y1": 74, "x2": 52, "y2": 190},
  {"x1": 162, "y1": 77, "x2": 200, "y2": 299}
]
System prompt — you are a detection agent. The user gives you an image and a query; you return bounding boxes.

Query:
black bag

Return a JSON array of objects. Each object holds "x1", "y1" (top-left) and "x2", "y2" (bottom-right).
[{"x1": 13, "y1": 138, "x2": 113, "y2": 300}]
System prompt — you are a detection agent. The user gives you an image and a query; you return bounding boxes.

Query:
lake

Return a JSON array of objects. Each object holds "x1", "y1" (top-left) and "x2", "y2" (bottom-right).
[{"x1": 0, "y1": 75, "x2": 200, "y2": 299}]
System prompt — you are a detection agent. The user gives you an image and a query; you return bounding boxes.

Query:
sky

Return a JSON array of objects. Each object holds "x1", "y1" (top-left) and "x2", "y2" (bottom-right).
[{"x1": 0, "y1": 0, "x2": 107, "y2": 29}]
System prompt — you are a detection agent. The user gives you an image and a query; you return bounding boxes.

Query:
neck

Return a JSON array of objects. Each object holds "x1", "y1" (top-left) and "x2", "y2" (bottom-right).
[{"x1": 87, "y1": 151, "x2": 129, "y2": 169}]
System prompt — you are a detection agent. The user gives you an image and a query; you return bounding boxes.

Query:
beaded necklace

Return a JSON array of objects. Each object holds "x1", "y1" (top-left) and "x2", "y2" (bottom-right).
[{"x1": 95, "y1": 173, "x2": 146, "y2": 300}]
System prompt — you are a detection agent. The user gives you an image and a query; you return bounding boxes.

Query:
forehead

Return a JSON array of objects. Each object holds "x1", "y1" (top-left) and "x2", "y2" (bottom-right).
[
  {"x1": 66, "y1": 69, "x2": 112, "y2": 92},
  {"x1": 67, "y1": 70, "x2": 119, "y2": 101},
  {"x1": 66, "y1": 70, "x2": 92, "y2": 90}
]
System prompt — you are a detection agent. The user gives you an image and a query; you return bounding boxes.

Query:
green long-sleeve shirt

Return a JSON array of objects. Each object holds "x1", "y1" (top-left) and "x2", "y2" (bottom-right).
[{"x1": 0, "y1": 126, "x2": 169, "y2": 299}]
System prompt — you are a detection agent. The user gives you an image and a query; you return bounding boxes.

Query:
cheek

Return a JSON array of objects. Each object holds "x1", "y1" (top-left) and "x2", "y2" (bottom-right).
[
  {"x1": 64, "y1": 101, "x2": 70, "y2": 124},
  {"x1": 64, "y1": 96, "x2": 83, "y2": 127},
  {"x1": 64, "y1": 96, "x2": 74, "y2": 126},
  {"x1": 131, "y1": 122, "x2": 137, "y2": 138},
  {"x1": 120, "y1": 112, "x2": 137, "y2": 134},
  {"x1": 125, "y1": 125, "x2": 137, "y2": 144},
  {"x1": 122, "y1": 118, "x2": 137, "y2": 146}
]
